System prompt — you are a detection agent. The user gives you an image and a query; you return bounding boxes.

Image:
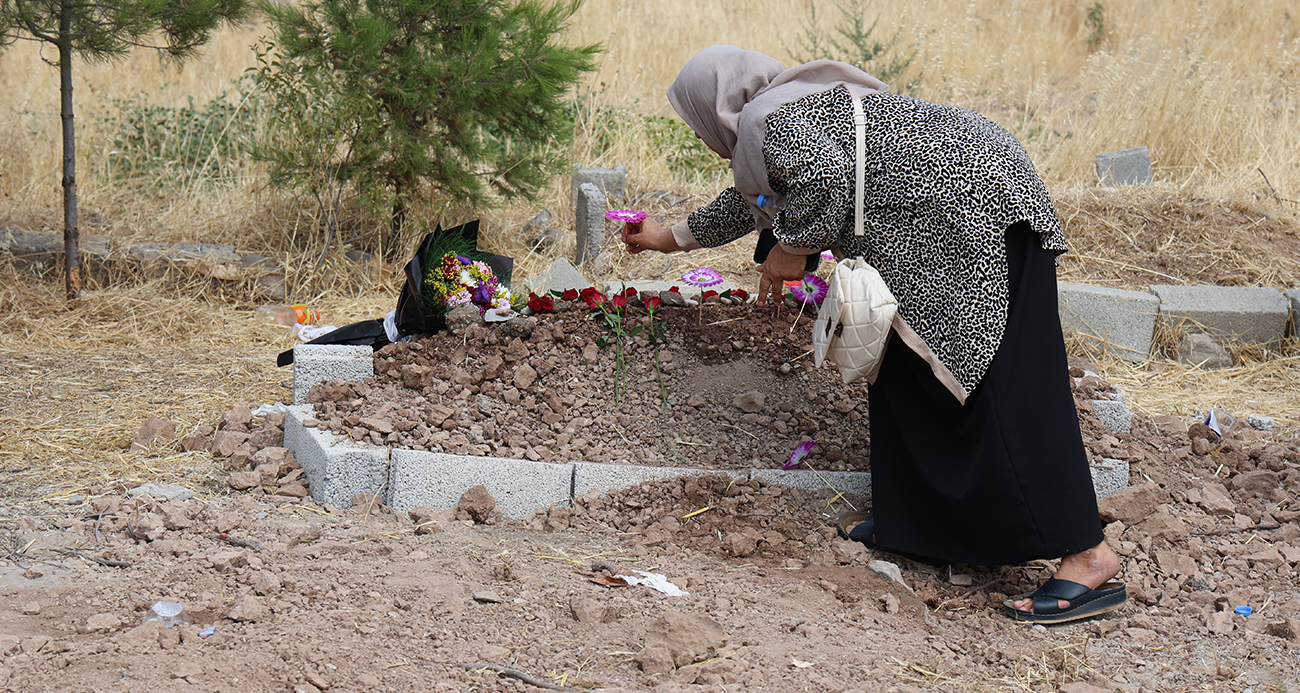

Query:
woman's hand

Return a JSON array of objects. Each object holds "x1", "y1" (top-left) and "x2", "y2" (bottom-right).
[
  {"x1": 621, "y1": 217, "x2": 680, "y2": 254},
  {"x1": 755, "y1": 244, "x2": 811, "y2": 306}
]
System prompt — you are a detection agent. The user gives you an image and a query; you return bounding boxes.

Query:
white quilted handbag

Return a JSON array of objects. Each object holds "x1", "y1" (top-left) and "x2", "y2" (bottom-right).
[{"x1": 812, "y1": 95, "x2": 898, "y2": 384}]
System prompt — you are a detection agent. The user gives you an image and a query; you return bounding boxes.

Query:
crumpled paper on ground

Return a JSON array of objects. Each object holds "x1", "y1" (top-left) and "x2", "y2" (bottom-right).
[{"x1": 617, "y1": 570, "x2": 689, "y2": 597}]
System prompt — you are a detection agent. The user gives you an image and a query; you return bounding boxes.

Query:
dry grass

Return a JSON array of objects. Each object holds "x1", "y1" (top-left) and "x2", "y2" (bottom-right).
[{"x1": 3, "y1": 2, "x2": 1300, "y2": 492}]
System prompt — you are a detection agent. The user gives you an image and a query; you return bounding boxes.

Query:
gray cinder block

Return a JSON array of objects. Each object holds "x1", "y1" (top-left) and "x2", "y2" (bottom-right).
[
  {"x1": 1089, "y1": 399, "x2": 1133, "y2": 434},
  {"x1": 1150, "y1": 285, "x2": 1290, "y2": 345},
  {"x1": 573, "y1": 462, "x2": 745, "y2": 500},
  {"x1": 1095, "y1": 147, "x2": 1153, "y2": 186},
  {"x1": 525, "y1": 256, "x2": 592, "y2": 296},
  {"x1": 748, "y1": 468, "x2": 872, "y2": 498},
  {"x1": 389, "y1": 450, "x2": 574, "y2": 518},
  {"x1": 1091, "y1": 458, "x2": 1129, "y2": 500},
  {"x1": 575, "y1": 182, "x2": 607, "y2": 265},
  {"x1": 572, "y1": 164, "x2": 627, "y2": 201},
  {"x1": 1057, "y1": 283, "x2": 1158, "y2": 361},
  {"x1": 292, "y1": 344, "x2": 375, "y2": 405},
  {"x1": 284, "y1": 405, "x2": 391, "y2": 509}
]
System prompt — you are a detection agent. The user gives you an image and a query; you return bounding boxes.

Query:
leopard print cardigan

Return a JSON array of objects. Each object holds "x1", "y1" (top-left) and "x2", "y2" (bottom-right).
[{"x1": 685, "y1": 86, "x2": 1066, "y2": 398}]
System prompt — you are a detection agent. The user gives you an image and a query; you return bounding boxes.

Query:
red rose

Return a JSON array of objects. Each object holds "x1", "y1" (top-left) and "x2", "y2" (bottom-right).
[
  {"x1": 580, "y1": 287, "x2": 606, "y2": 309},
  {"x1": 668, "y1": 285, "x2": 681, "y2": 294},
  {"x1": 644, "y1": 296, "x2": 662, "y2": 310},
  {"x1": 612, "y1": 293, "x2": 627, "y2": 308},
  {"x1": 731, "y1": 289, "x2": 749, "y2": 301},
  {"x1": 702, "y1": 290, "x2": 719, "y2": 301},
  {"x1": 561, "y1": 288, "x2": 579, "y2": 301},
  {"x1": 624, "y1": 287, "x2": 637, "y2": 298},
  {"x1": 527, "y1": 292, "x2": 551, "y2": 313}
]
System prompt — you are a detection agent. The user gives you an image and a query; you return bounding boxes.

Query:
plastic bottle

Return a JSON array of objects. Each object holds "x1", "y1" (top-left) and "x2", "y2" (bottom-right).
[
  {"x1": 255, "y1": 304, "x2": 321, "y2": 326},
  {"x1": 143, "y1": 601, "x2": 189, "y2": 627}
]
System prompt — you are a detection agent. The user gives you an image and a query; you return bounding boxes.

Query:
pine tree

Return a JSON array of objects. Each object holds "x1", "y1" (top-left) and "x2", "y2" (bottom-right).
[
  {"x1": 0, "y1": 0, "x2": 249, "y2": 300},
  {"x1": 255, "y1": 0, "x2": 599, "y2": 256}
]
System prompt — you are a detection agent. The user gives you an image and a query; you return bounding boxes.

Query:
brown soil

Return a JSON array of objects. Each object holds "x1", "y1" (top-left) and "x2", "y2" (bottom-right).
[
  {"x1": 4, "y1": 297, "x2": 1300, "y2": 692},
  {"x1": 306, "y1": 300, "x2": 873, "y2": 471}
]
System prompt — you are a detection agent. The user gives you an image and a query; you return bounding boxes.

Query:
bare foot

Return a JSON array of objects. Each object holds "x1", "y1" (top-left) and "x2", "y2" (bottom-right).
[{"x1": 1009, "y1": 540, "x2": 1121, "y2": 613}]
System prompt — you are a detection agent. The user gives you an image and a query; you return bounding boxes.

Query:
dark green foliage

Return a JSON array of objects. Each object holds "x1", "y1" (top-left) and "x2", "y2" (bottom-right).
[
  {"x1": 790, "y1": 0, "x2": 921, "y2": 95},
  {"x1": 0, "y1": 0, "x2": 246, "y2": 61},
  {"x1": 254, "y1": 0, "x2": 600, "y2": 250},
  {"x1": 1085, "y1": 2, "x2": 1105, "y2": 49}
]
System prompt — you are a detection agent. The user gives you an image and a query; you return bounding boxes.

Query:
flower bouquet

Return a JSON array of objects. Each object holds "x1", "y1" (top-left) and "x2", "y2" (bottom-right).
[{"x1": 394, "y1": 220, "x2": 514, "y2": 336}]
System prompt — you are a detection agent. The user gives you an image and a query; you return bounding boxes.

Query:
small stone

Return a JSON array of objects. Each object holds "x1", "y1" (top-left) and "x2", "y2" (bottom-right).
[
  {"x1": 210, "y1": 550, "x2": 249, "y2": 573},
  {"x1": 456, "y1": 485, "x2": 495, "y2": 524},
  {"x1": 949, "y1": 573, "x2": 974, "y2": 587},
  {"x1": 20, "y1": 602, "x2": 40, "y2": 615},
  {"x1": 228, "y1": 595, "x2": 266, "y2": 622},
  {"x1": 131, "y1": 416, "x2": 177, "y2": 453},
  {"x1": 570, "y1": 595, "x2": 613, "y2": 624},
  {"x1": 252, "y1": 570, "x2": 282, "y2": 596},
  {"x1": 868, "y1": 560, "x2": 913, "y2": 593},
  {"x1": 473, "y1": 591, "x2": 505, "y2": 604},
  {"x1": 1247, "y1": 415, "x2": 1277, "y2": 431},
  {"x1": 85, "y1": 613, "x2": 122, "y2": 632},
  {"x1": 733, "y1": 391, "x2": 765, "y2": 413},
  {"x1": 228, "y1": 471, "x2": 261, "y2": 490},
  {"x1": 170, "y1": 663, "x2": 203, "y2": 680},
  {"x1": 21, "y1": 569, "x2": 42, "y2": 580}
]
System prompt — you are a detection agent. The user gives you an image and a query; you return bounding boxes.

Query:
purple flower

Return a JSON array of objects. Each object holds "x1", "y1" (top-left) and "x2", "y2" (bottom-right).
[
  {"x1": 456, "y1": 254, "x2": 472, "y2": 265},
  {"x1": 782, "y1": 441, "x2": 817, "y2": 470},
  {"x1": 680, "y1": 267, "x2": 723, "y2": 288},
  {"x1": 789, "y1": 274, "x2": 828, "y2": 305},
  {"x1": 820, "y1": 249, "x2": 835, "y2": 260},
  {"x1": 605, "y1": 209, "x2": 647, "y2": 224},
  {"x1": 472, "y1": 283, "x2": 493, "y2": 306}
]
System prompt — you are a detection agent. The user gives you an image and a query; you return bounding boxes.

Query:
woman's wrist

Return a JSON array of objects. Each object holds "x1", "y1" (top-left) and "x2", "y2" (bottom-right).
[{"x1": 670, "y1": 220, "x2": 702, "y2": 252}]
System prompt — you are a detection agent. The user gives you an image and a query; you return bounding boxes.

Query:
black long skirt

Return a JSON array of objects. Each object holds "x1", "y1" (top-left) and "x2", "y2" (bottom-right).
[{"x1": 868, "y1": 221, "x2": 1104, "y2": 566}]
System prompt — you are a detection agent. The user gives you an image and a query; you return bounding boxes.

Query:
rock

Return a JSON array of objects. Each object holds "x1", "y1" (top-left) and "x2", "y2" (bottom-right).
[
  {"x1": 85, "y1": 613, "x2": 121, "y2": 632},
  {"x1": 571, "y1": 595, "x2": 614, "y2": 624},
  {"x1": 868, "y1": 560, "x2": 913, "y2": 593},
  {"x1": 1060, "y1": 683, "x2": 1113, "y2": 693},
  {"x1": 129, "y1": 512, "x2": 166, "y2": 541},
  {"x1": 1137, "y1": 508, "x2": 1187, "y2": 542},
  {"x1": 1229, "y1": 470, "x2": 1279, "y2": 498},
  {"x1": 472, "y1": 591, "x2": 504, "y2": 604},
  {"x1": 128, "y1": 483, "x2": 195, "y2": 502},
  {"x1": 659, "y1": 290, "x2": 688, "y2": 307},
  {"x1": 358, "y1": 417, "x2": 394, "y2": 435},
  {"x1": 131, "y1": 416, "x2": 177, "y2": 452},
  {"x1": 635, "y1": 644, "x2": 676, "y2": 674},
  {"x1": 211, "y1": 430, "x2": 251, "y2": 457},
  {"x1": 409, "y1": 506, "x2": 444, "y2": 535},
  {"x1": 644, "y1": 610, "x2": 728, "y2": 668},
  {"x1": 733, "y1": 391, "x2": 765, "y2": 413},
  {"x1": 494, "y1": 316, "x2": 536, "y2": 340},
  {"x1": 446, "y1": 304, "x2": 483, "y2": 334},
  {"x1": 252, "y1": 570, "x2": 282, "y2": 596},
  {"x1": 477, "y1": 645, "x2": 511, "y2": 661},
  {"x1": 228, "y1": 595, "x2": 265, "y2": 622},
  {"x1": 1189, "y1": 482, "x2": 1236, "y2": 516},
  {"x1": 725, "y1": 533, "x2": 757, "y2": 558},
  {"x1": 221, "y1": 405, "x2": 253, "y2": 431},
  {"x1": 21, "y1": 602, "x2": 40, "y2": 615},
  {"x1": 170, "y1": 663, "x2": 203, "y2": 680},
  {"x1": 1264, "y1": 619, "x2": 1299, "y2": 641},
  {"x1": 228, "y1": 471, "x2": 261, "y2": 490},
  {"x1": 180, "y1": 432, "x2": 211, "y2": 452},
  {"x1": 277, "y1": 482, "x2": 309, "y2": 498},
  {"x1": 1155, "y1": 549, "x2": 1198, "y2": 577},
  {"x1": 1206, "y1": 610, "x2": 1234, "y2": 635},
  {"x1": 251, "y1": 447, "x2": 292, "y2": 468},
  {"x1": 1097, "y1": 482, "x2": 1164, "y2": 525},
  {"x1": 1179, "y1": 333, "x2": 1233, "y2": 369},
  {"x1": 210, "y1": 550, "x2": 249, "y2": 573},
  {"x1": 513, "y1": 363, "x2": 538, "y2": 390},
  {"x1": 456, "y1": 485, "x2": 495, "y2": 524}
]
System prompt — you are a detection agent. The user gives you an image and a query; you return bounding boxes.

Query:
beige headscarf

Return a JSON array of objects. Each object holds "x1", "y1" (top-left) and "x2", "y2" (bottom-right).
[{"x1": 667, "y1": 46, "x2": 889, "y2": 232}]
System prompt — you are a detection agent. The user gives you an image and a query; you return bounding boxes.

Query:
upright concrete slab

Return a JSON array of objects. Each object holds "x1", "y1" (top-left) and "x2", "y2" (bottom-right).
[
  {"x1": 573, "y1": 462, "x2": 745, "y2": 500},
  {"x1": 284, "y1": 405, "x2": 390, "y2": 509},
  {"x1": 1150, "y1": 285, "x2": 1290, "y2": 344},
  {"x1": 389, "y1": 450, "x2": 574, "y2": 518},
  {"x1": 292, "y1": 344, "x2": 375, "y2": 405},
  {"x1": 575, "y1": 182, "x2": 607, "y2": 265},
  {"x1": 1095, "y1": 147, "x2": 1153, "y2": 186},
  {"x1": 749, "y1": 469, "x2": 872, "y2": 498},
  {"x1": 572, "y1": 164, "x2": 627, "y2": 202},
  {"x1": 525, "y1": 257, "x2": 593, "y2": 296},
  {"x1": 1057, "y1": 283, "x2": 1158, "y2": 361}
]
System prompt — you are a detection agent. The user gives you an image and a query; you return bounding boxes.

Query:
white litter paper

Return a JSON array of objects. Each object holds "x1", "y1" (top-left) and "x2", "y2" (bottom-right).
[{"x1": 617, "y1": 570, "x2": 689, "y2": 597}]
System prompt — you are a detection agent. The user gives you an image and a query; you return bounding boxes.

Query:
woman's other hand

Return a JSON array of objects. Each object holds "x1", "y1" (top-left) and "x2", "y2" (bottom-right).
[
  {"x1": 755, "y1": 244, "x2": 810, "y2": 306},
  {"x1": 622, "y1": 217, "x2": 680, "y2": 254}
]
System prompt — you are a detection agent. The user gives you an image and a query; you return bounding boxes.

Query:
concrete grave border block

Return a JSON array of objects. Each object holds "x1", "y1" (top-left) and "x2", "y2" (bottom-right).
[
  {"x1": 1057, "y1": 283, "x2": 1158, "y2": 361},
  {"x1": 1095, "y1": 147, "x2": 1153, "y2": 186},
  {"x1": 389, "y1": 450, "x2": 574, "y2": 518},
  {"x1": 284, "y1": 405, "x2": 390, "y2": 509},
  {"x1": 292, "y1": 344, "x2": 375, "y2": 405},
  {"x1": 1150, "y1": 285, "x2": 1290, "y2": 345},
  {"x1": 1091, "y1": 458, "x2": 1130, "y2": 501}
]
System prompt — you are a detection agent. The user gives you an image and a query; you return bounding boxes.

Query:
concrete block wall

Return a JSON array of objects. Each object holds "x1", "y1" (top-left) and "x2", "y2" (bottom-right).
[
  {"x1": 292, "y1": 344, "x2": 375, "y2": 405},
  {"x1": 1058, "y1": 283, "x2": 1158, "y2": 361},
  {"x1": 1150, "y1": 285, "x2": 1290, "y2": 344}
]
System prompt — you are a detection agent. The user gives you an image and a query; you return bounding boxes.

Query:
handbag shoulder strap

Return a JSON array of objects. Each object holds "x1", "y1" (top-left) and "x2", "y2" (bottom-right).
[{"x1": 851, "y1": 95, "x2": 866, "y2": 239}]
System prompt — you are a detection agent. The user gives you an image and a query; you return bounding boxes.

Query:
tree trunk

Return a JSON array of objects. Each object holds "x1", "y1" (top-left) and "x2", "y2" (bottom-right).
[
  {"x1": 390, "y1": 178, "x2": 406, "y2": 261},
  {"x1": 59, "y1": 1, "x2": 81, "y2": 301}
]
